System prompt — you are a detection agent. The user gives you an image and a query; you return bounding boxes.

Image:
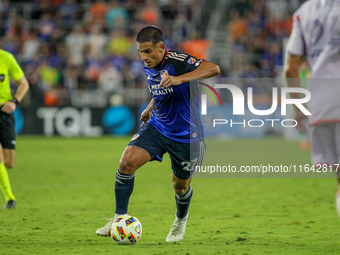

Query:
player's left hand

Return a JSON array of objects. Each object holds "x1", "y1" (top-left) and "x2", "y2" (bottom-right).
[
  {"x1": 158, "y1": 75, "x2": 182, "y2": 89},
  {"x1": 0, "y1": 101, "x2": 16, "y2": 114}
]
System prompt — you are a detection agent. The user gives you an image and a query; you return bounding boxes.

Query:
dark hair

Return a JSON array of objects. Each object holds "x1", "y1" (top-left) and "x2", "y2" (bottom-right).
[{"x1": 136, "y1": 25, "x2": 164, "y2": 44}]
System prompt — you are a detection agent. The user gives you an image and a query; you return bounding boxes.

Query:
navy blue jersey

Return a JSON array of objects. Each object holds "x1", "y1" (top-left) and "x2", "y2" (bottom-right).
[{"x1": 144, "y1": 49, "x2": 205, "y2": 143}]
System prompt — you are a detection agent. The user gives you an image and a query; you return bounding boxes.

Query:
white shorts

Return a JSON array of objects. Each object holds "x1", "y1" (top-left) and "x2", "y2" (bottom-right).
[{"x1": 310, "y1": 123, "x2": 340, "y2": 174}]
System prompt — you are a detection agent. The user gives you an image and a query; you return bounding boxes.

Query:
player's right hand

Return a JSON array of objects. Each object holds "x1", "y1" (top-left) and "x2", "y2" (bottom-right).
[
  {"x1": 0, "y1": 101, "x2": 16, "y2": 114},
  {"x1": 140, "y1": 109, "x2": 152, "y2": 127},
  {"x1": 294, "y1": 109, "x2": 307, "y2": 133}
]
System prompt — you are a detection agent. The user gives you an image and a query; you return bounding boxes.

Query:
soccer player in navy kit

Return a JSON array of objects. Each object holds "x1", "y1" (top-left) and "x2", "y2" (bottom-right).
[{"x1": 96, "y1": 26, "x2": 220, "y2": 241}]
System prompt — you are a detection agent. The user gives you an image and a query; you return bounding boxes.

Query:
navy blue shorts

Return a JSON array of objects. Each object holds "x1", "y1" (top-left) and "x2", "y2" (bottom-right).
[{"x1": 128, "y1": 123, "x2": 205, "y2": 180}]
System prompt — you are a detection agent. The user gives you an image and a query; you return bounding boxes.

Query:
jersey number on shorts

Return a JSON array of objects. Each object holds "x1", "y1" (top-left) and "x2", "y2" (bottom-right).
[{"x1": 181, "y1": 158, "x2": 198, "y2": 171}]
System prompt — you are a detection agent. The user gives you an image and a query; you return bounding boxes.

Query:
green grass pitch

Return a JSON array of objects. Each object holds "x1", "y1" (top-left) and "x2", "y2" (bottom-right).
[{"x1": 0, "y1": 136, "x2": 339, "y2": 254}]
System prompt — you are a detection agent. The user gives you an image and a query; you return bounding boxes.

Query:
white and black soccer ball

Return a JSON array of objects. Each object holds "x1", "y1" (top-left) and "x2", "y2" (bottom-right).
[{"x1": 110, "y1": 215, "x2": 142, "y2": 245}]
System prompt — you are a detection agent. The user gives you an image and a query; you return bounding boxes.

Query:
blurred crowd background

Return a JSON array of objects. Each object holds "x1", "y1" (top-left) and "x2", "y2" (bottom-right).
[{"x1": 0, "y1": 0, "x2": 307, "y2": 108}]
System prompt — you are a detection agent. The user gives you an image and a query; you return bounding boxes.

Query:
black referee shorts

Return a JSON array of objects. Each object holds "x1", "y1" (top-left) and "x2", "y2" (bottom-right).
[{"x1": 0, "y1": 109, "x2": 16, "y2": 149}]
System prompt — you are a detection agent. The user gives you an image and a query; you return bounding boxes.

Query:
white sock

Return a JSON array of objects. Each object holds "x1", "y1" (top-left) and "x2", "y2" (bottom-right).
[{"x1": 336, "y1": 195, "x2": 340, "y2": 219}]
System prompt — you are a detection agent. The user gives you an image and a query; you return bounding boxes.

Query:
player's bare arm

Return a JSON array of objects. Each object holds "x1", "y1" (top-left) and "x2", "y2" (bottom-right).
[
  {"x1": 140, "y1": 98, "x2": 154, "y2": 127},
  {"x1": 159, "y1": 61, "x2": 220, "y2": 89},
  {"x1": 284, "y1": 53, "x2": 307, "y2": 133},
  {"x1": 1, "y1": 76, "x2": 29, "y2": 114}
]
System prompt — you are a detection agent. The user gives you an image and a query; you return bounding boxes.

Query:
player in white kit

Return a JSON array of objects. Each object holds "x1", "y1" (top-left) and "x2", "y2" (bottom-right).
[{"x1": 285, "y1": 0, "x2": 340, "y2": 218}]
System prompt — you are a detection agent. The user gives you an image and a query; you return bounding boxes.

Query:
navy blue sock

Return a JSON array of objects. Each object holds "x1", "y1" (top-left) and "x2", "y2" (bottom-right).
[
  {"x1": 175, "y1": 185, "x2": 193, "y2": 218},
  {"x1": 115, "y1": 170, "x2": 135, "y2": 214}
]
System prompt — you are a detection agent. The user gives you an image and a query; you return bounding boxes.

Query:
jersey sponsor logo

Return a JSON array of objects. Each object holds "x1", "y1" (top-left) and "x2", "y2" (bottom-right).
[
  {"x1": 131, "y1": 134, "x2": 140, "y2": 141},
  {"x1": 150, "y1": 87, "x2": 173, "y2": 95},
  {"x1": 146, "y1": 70, "x2": 175, "y2": 96},
  {"x1": 187, "y1": 57, "x2": 196, "y2": 64},
  {"x1": 192, "y1": 132, "x2": 198, "y2": 138},
  {"x1": 0, "y1": 74, "x2": 5, "y2": 82},
  {"x1": 148, "y1": 84, "x2": 174, "y2": 96}
]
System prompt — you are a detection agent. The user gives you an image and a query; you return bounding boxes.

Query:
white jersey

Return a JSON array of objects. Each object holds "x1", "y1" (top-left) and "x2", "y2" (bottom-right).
[{"x1": 287, "y1": 0, "x2": 340, "y2": 125}]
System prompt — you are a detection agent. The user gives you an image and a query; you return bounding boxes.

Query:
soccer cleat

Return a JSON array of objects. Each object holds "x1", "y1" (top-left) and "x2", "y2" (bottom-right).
[
  {"x1": 3, "y1": 200, "x2": 16, "y2": 209},
  {"x1": 96, "y1": 218, "x2": 114, "y2": 237},
  {"x1": 166, "y1": 213, "x2": 189, "y2": 242}
]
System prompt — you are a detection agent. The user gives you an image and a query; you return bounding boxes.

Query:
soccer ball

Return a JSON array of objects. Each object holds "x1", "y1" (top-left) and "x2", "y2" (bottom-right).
[{"x1": 110, "y1": 215, "x2": 142, "y2": 245}]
